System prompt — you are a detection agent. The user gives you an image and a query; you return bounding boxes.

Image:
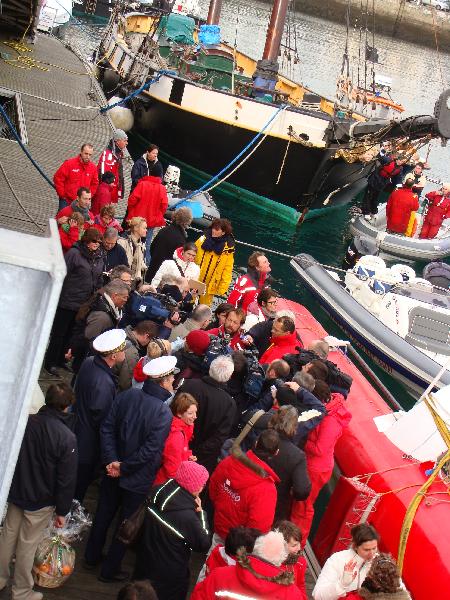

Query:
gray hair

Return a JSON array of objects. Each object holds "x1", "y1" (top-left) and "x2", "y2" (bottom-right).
[
  {"x1": 292, "y1": 370, "x2": 315, "y2": 392},
  {"x1": 209, "y1": 355, "x2": 234, "y2": 383},
  {"x1": 103, "y1": 226, "x2": 119, "y2": 240},
  {"x1": 308, "y1": 339, "x2": 330, "y2": 359},
  {"x1": 159, "y1": 273, "x2": 180, "y2": 287},
  {"x1": 192, "y1": 304, "x2": 212, "y2": 323},
  {"x1": 252, "y1": 531, "x2": 288, "y2": 567},
  {"x1": 268, "y1": 405, "x2": 298, "y2": 438},
  {"x1": 109, "y1": 265, "x2": 132, "y2": 280},
  {"x1": 103, "y1": 279, "x2": 129, "y2": 297},
  {"x1": 172, "y1": 207, "x2": 193, "y2": 227},
  {"x1": 275, "y1": 309, "x2": 295, "y2": 321}
]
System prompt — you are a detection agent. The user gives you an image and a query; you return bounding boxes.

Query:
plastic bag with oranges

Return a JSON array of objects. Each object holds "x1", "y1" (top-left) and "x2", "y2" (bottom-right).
[{"x1": 33, "y1": 535, "x2": 75, "y2": 588}]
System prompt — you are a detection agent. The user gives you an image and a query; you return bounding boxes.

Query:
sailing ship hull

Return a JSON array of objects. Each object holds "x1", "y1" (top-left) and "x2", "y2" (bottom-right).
[{"x1": 99, "y1": 59, "x2": 371, "y2": 215}]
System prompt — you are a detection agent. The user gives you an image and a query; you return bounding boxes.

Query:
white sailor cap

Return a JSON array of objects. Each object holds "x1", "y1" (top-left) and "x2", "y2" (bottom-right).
[
  {"x1": 143, "y1": 355, "x2": 180, "y2": 378},
  {"x1": 93, "y1": 329, "x2": 127, "y2": 355}
]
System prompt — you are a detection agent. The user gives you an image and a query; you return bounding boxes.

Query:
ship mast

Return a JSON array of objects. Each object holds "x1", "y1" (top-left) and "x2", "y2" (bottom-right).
[
  {"x1": 206, "y1": 0, "x2": 222, "y2": 25},
  {"x1": 254, "y1": 0, "x2": 290, "y2": 96}
]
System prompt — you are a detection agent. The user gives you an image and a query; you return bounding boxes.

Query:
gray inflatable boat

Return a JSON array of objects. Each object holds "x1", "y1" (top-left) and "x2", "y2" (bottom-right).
[
  {"x1": 291, "y1": 253, "x2": 450, "y2": 399},
  {"x1": 166, "y1": 190, "x2": 220, "y2": 229},
  {"x1": 349, "y1": 207, "x2": 450, "y2": 261}
]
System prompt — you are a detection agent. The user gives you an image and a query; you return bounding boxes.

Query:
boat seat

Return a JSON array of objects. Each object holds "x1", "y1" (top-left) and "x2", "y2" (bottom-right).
[
  {"x1": 355, "y1": 255, "x2": 386, "y2": 277},
  {"x1": 405, "y1": 306, "x2": 450, "y2": 356},
  {"x1": 390, "y1": 264, "x2": 416, "y2": 282}
]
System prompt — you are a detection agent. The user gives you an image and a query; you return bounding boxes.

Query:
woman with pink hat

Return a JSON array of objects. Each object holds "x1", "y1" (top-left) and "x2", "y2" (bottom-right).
[{"x1": 134, "y1": 461, "x2": 211, "y2": 599}]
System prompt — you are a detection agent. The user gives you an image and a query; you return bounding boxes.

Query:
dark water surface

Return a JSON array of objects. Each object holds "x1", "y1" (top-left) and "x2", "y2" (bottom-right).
[{"x1": 64, "y1": 2, "x2": 450, "y2": 405}]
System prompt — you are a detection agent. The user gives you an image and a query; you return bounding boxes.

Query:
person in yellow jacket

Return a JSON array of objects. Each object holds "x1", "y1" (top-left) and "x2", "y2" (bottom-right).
[{"x1": 194, "y1": 218, "x2": 235, "y2": 305}]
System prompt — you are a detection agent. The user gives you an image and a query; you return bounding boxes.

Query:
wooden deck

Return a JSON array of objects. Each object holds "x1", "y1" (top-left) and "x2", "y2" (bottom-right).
[{"x1": 0, "y1": 31, "x2": 131, "y2": 236}]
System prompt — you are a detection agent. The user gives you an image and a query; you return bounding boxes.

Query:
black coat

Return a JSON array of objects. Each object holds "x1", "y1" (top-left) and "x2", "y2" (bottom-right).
[
  {"x1": 74, "y1": 355, "x2": 117, "y2": 465},
  {"x1": 131, "y1": 156, "x2": 164, "y2": 191},
  {"x1": 179, "y1": 376, "x2": 236, "y2": 474},
  {"x1": 8, "y1": 406, "x2": 77, "y2": 516},
  {"x1": 146, "y1": 223, "x2": 187, "y2": 282},
  {"x1": 269, "y1": 433, "x2": 311, "y2": 521},
  {"x1": 100, "y1": 380, "x2": 172, "y2": 494},
  {"x1": 247, "y1": 318, "x2": 274, "y2": 356},
  {"x1": 59, "y1": 242, "x2": 104, "y2": 311},
  {"x1": 136, "y1": 479, "x2": 210, "y2": 581},
  {"x1": 104, "y1": 243, "x2": 128, "y2": 273}
]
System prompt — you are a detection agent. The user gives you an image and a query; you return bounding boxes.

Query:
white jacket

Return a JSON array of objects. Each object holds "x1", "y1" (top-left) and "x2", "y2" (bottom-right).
[
  {"x1": 151, "y1": 248, "x2": 200, "y2": 288},
  {"x1": 313, "y1": 549, "x2": 372, "y2": 600}
]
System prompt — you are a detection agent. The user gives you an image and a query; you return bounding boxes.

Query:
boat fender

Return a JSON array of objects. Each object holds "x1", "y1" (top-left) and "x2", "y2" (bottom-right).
[{"x1": 312, "y1": 476, "x2": 379, "y2": 565}]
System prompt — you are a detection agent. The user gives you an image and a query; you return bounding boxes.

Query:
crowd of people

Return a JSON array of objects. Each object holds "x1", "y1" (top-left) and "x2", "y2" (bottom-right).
[
  {"x1": 0, "y1": 135, "x2": 412, "y2": 600},
  {"x1": 362, "y1": 146, "x2": 450, "y2": 240}
]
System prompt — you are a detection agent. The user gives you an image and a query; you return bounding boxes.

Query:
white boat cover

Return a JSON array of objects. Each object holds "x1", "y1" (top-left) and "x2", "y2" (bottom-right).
[{"x1": 381, "y1": 386, "x2": 450, "y2": 462}]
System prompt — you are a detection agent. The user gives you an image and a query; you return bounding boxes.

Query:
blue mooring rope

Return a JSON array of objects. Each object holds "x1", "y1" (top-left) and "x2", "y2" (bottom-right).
[
  {"x1": 100, "y1": 69, "x2": 176, "y2": 113},
  {"x1": 175, "y1": 103, "x2": 287, "y2": 205},
  {"x1": 0, "y1": 104, "x2": 55, "y2": 190}
]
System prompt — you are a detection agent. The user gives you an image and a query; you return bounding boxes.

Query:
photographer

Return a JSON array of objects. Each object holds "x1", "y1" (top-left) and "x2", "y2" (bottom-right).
[{"x1": 208, "y1": 307, "x2": 247, "y2": 350}]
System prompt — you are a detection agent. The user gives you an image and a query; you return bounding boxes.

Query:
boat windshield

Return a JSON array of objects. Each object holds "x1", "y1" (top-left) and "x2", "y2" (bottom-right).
[{"x1": 393, "y1": 283, "x2": 450, "y2": 310}]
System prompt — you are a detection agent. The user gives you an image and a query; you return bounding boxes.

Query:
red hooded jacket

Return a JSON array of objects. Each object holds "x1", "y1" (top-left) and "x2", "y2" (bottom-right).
[
  {"x1": 386, "y1": 187, "x2": 419, "y2": 233},
  {"x1": 91, "y1": 181, "x2": 113, "y2": 215},
  {"x1": 53, "y1": 155, "x2": 99, "y2": 202},
  {"x1": 209, "y1": 449, "x2": 280, "y2": 539},
  {"x1": 98, "y1": 144, "x2": 124, "y2": 203},
  {"x1": 126, "y1": 175, "x2": 168, "y2": 227},
  {"x1": 153, "y1": 416, "x2": 193, "y2": 485},
  {"x1": 304, "y1": 393, "x2": 351, "y2": 472},
  {"x1": 281, "y1": 555, "x2": 308, "y2": 600},
  {"x1": 191, "y1": 556, "x2": 303, "y2": 599},
  {"x1": 423, "y1": 190, "x2": 450, "y2": 226},
  {"x1": 58, "y1": 225, "x2": 80, "y2": 253},
  {"x1": 259, "y1": 331, "x2": 298, "y2": 364},
  {"x1": 228, "y1": 269, "x2": 269, "y2": 312}
]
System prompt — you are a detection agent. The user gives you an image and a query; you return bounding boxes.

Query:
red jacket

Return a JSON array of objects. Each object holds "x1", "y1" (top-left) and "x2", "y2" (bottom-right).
[
  {"x1": 98, "y1": 144, "x2": 124, "y2": 203},
  {"x1": 423, "y1": 190, "x2": 450, "y2": 226},
  {"x1": 204, "y1": 544, "x2": 236, "y2": 578},
  {"x1": 207, "y1": 324, "x2": 246, "y2": 350},
  {"x1": 53, "y1": 155, "x2": 99, "y2": 202},
  {"x1": 55, "y1": 205, "x2": 94, "y2": 228},
  {"x1": 386, "y1": 187, "x2": 419, "y2": 233},
  {"x1": 259, "y1": 331, "x2": 298, "y2": 364},
  {"x1": 153, "y1": 416, "x2": 194, "y2": 485},
  {"x1": 91, "y1": 182, "x2": 113, "y2": 215},
  {"x1": 209, "y1": 449, "x2": 280, "y2": 539},
  {"x1": 228, "y1": 269, "x2": 269, "y2": 312},
  {"x1": 304, "y1": 393, "x2": 351, "y2": 472},
  {"x1": 281, "y1": 555, "x2": 308, "y2": 600},
  {"x1": 58, "y1": 225, "x2": 80, "y2": 253},
  {"x1": 191, "y1": 556, "x2": 303, "y2": 600},
  {"x1": 126, "y1": 175, "x2": 168, "y2": 227}
]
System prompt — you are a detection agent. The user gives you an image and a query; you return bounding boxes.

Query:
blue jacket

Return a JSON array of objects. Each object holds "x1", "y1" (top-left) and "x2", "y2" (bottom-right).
[
  {"x1": 131, "y1": 156, "x2": 164, "y2": 191},
  {"x1": 74, "y1": 355, "x2": 117, "y2": 465},
  {"x1": 100, "y1": 380, "x2": 172, "y2": 494}
]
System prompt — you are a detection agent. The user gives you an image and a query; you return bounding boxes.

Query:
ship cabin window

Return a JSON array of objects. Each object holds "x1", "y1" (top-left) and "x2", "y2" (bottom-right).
[{"x1": 0, "y1": 89, "x2": 27, "y2": 144}]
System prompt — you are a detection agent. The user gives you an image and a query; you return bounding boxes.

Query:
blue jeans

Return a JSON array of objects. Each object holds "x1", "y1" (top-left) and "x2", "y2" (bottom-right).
[
  {"x1": 145, "y1": 227, "x2": 154, "y2": 266},
  {"x1": 58, "y1": 197, "x2": 69, "y2": 211}
]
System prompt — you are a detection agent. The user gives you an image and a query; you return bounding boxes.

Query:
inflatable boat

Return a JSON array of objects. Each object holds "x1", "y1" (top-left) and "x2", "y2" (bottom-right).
[
  {"x1": 166, "y1": 189, "x2": 220, "y2": 228},
  {"x1": 349, "y1": 205, "x2": 450, "y2": 261},
  {"x1": 290, "y1": 254, "x2": 450, "y2": 399},
  {"x1": 276, "y1": 297, "x2": 450, "y2": 600}
]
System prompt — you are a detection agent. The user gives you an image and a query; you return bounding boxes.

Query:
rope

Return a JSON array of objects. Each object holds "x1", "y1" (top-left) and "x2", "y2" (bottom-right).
[
  {"x1": 178, "y1": 104, "x2": 288, "y2": 203},
  {"x1": 276, "y1": 139, "x2": 291, "y2": 185},
  {"x1": 99, "y1": 69, "x2": 176, "y2": 113},
  {"x1": 0, "y1": 104, "x2": 55, "y2": 190}
]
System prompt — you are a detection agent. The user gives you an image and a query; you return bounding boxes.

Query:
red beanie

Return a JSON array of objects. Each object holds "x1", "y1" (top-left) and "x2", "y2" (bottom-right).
[
  {"x1": 175, "y1": 461, "x2": 209, "y2": 494},
  {"x1": 186, "y1": 329, "x2": 211, "y2": 356}
]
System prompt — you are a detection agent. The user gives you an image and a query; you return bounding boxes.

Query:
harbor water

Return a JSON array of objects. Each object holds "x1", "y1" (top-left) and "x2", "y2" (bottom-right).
[{"x1": 63, "y1": 0, "x2": 450, "y2": 404}]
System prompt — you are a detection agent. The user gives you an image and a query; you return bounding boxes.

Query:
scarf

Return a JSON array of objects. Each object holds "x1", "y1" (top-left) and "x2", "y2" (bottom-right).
[
  {"x1": 201, "y1": 229, "x2": 228, "y2": 254},
  {"x1": 71, "y1": 199, "x2": 90, "y2": 222}
]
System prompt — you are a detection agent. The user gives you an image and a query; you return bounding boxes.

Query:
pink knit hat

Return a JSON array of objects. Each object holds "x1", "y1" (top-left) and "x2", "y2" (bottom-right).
[{"x1": 175, "y1": 461, "x2": 209, "y2": 494}]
